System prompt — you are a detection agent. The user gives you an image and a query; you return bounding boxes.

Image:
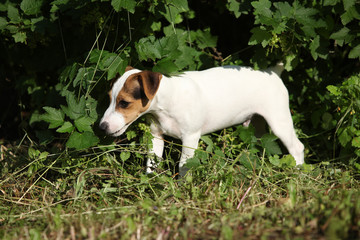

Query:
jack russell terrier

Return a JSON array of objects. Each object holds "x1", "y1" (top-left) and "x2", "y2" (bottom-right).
[{"x1": 99, "y1": 64, "x2": 304, "y2": 176}]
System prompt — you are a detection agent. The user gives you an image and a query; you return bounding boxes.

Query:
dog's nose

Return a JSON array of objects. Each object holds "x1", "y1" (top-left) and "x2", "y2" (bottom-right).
[{"x1": 99, "y1": 121, "x2": 109, "y2": 132}]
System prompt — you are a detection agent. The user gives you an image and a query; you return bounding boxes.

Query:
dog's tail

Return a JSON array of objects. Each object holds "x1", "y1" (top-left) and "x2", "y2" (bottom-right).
[{"x1": 269, "y1": 62, "x2": 284, "y2": 77}]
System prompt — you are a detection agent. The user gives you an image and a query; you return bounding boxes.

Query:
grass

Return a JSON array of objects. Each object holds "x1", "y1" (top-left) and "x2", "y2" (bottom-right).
[{"x1": 1, "y1": 134, "x2": 360, "y2": 240}]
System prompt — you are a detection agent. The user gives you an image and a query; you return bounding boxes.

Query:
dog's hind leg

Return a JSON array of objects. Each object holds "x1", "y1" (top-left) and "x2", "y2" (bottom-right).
[{"x1": 261, "y1": 107, "x2": 304, "y2": 165}]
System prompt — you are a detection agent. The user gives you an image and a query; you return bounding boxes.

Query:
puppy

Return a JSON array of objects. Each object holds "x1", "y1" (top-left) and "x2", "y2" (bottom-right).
[{"x1": 99, "y1": 64, "x2": 304, "y2": 176}]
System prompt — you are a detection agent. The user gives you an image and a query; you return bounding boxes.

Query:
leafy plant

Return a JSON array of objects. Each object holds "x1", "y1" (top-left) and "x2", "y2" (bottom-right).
[
  {"x1": 328, "y1": 73, "x2": 360, "y2": 157},
  {"x1": 2, "y1": 2, "x2": 360, "y2": 239},
  {"x1": 1, "y1": 0, "x2": 360, "y2": 168}
]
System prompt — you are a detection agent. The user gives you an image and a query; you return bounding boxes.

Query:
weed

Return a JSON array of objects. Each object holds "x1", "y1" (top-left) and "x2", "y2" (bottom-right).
[{"x1": 1, "y1": 135, "x2": 360, "y2": 239}]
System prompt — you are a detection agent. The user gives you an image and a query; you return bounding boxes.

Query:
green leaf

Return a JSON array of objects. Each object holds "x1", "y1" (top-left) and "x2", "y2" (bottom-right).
[
  {"x1": 251, "y1": 0, "x2": 272, "y2": 18},
  {"x1": 193, "y1": 29, "x2": 217, "y2": 49},
  {"x1": 136, "y1": 36, "x2": 162, "y2": 61},
  {"x1": 330, "y1": 27, "x2": 350, "y2": 40},
  {"x1": 321, "y1": 112, "x2": 333, "y2": 130},
  {"x1": 28, "y1": 147, "x2": 40, "y2": 159},
  {"x1": 59, "y1": 62, "x2": 79, "y2": 84},
  {"x1": 73, "y1": 67, "x2": 95, "y2": 88},
  {"x1": 126, "y1": 130, "x2": 137, "y2": 140},
  {"x1": 56, "y1": 121, "x2": 74, "y2": 133},
  {"x1": 8, "y1": 5, "x2": 20, "y2": 23},
  {"x1": 284, "y1": 54, "x2": 297, "y2": 71},
  {"x1": 111, "y1": 0, "x2": 136, "y2": 13},
  {"x1": 89, "y1": 49, "x2": 106, "y2": 64},
  {"x1": 66, "y1": 131, "x2": 99, "y2": 150},
  {"x1": 274, "y1": 2, "x2": 292, "y2": 18},
  {"x1": 86, "y1": 96, "x2": 98, "y2": 121},
  {"x1": 159, "y1": 34, "x2": 181, "y2": 57},
  {"x1": 29, "y1": 111, "x2": 42, "y2": 125},
  {"x1": 261, "y1": 134, "x2": 282, "y2": 155},
  {"x1": 310, "y1": 35, "x2": 328, "y2": 60},
  {"x1": 174, "y1": 46, "x2": 200, "y2": 70},
  {"x1": 0, "y1": 17, "x2": 7, "y2": 30},
  {"x1": 39, "y1": 151, "x2": 49, "y2": 160},
  {"x1": 50, "y1": 0, "x2": 70, "y2": 13},
  {"x1": 159, "y1": 0, "x2": 189, "y2": 24},
  {"x1": 152, "y1": 58, "x2": 178, "y2": 75},
  {"x1": 294, "y1": 6, "x2": 319, "y2": 26},
  {"x1": 349, "y1": 44, "x2": 360, "y2": 59},
  {"x1": 136, "y1": 34, "x2": 181, "y2": 63},
  {"x1": 343, "y1": 0, "x2": 356, "y2": 10},
  {"x1": 313, "y1": 36, "x2": 329, "y2": 59},
  {"x1": 214, "y1": 149, "x2": 226, "y2": 164},
  {"x1": 327, "y1": 85, "x2": 340, "y2": 96},
  {"x1": 340, "y1": 5, "x2": 360, "y2": 25},
  {"x1": 324, "y1": 0, "x2": 340, "y2": 6},
  {"x1": 201, "y1": 135, "x2": 214, "y2": 152},
  {"x1": 168, "y1": 0, "x2": 189, "y2": 12},
  {"x1": 12, "y1": 32, "x2": 27, "y2": 43},
  {"x1": 339, "y1": 128, "x2": 352, "y2": 146},
  {"x1": 352, "y1": 137, "x2": 360, "y2": 148},
  {"x1": 239, "y1": 152, "x2": 259, "y2": 170},
  {"x1": 74, "y1": 116, "x2": 94, "y2": 132},
  {"x1": 269, "y1": 155, "x2": 281, "y2": 167},
  {"x1": 281, "y1": 155, "x2": 296, "y2": 167},
  {"x1": 20, "y1": 0, "x2": 44, "y2": 15},
  {"x1": 294, "y1": 5, "x2": 324, "y2": 37},
  {"x1": 106, "y1": 55, "x2": 128, "y2": 80},
  {"x1": 60, "y1": 91, "x2": 86, "y2": 120},
  {"x1": 184, "y1": 156, "x2": 201, "y2": 169},
  {"x1": 120, "y1": 151, "x2": 131, "y2": 161},
  {"x1": 227, "y1": 0, "x2": 241, "y2": 18},
  {"x1": 248, "y1": 27, "x2": 272, "y2": 47},
  {"x1": 237, "y1": 125, "x2": 256, "y2": 144},
  {"x1": 41, "y1": 107, "x2": 65, "y2": 129},
  {"x1": 151, "y1": 21, "x2": 162, "y2": 32}
]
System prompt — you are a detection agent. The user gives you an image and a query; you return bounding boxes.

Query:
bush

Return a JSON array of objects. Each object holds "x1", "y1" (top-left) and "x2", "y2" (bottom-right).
[{"x1": 0, "y1": 0, "x2": 359, "y2": 165}]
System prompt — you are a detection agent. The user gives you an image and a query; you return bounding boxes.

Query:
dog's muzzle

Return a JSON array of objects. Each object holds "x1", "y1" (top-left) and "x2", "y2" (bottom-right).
[{"x1": 99, "y1": 121, "x2": 109, "y2": 132}]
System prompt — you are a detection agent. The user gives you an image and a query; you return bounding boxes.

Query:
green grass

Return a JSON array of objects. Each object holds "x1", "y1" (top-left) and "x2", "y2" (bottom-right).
[{"x1": 1, "y1": 138, "x2": 360, "y2": 240}]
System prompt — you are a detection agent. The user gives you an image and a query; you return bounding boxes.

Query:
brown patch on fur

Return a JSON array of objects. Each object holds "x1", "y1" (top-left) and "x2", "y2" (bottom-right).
[{"x1": 114, "y1": 71, "x2": 162, "y2": 125}]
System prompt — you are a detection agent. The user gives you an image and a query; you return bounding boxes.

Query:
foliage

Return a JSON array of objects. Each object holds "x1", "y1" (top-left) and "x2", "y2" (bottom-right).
[
  {"x1": 243, "y1": 0, "x2": 360, "y2": 68},
  {"x1": 328, "y1": 73, "x2": 360, "y2": 158},
  {"x1": 1, "y1": 0, "x2": 359, "y2": 161},
  {"x1": 1, "y1": 143, "x2": 360, "y2": 239},
  {"x1": 1, "y1": 0, "x2": 360, "y2": 237}
]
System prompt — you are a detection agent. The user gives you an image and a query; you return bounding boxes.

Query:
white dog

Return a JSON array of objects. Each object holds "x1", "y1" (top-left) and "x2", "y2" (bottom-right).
[{"x1": 99, "y1": 64, "x2": 304, "y2": 176}]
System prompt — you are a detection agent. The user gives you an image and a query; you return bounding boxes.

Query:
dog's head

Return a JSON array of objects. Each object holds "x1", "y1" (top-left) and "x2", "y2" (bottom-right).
[{"x1": 99, "y1": 67, "x2": 162, "y2": 136}]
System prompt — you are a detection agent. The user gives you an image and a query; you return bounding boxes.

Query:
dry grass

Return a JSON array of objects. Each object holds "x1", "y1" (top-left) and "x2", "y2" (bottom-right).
[{"x1": 1, "y1": 140, "x2": 360, "y2": 239}]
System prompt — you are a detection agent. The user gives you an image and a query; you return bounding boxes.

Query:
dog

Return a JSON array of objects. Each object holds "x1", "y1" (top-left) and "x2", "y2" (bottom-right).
[{"x1": 99, "y1": 64, "x2": 304, "y2": 176}]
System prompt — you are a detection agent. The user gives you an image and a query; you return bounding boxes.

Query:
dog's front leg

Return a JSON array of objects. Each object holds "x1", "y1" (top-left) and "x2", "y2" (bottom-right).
[
  {"x1": 146, "y1": 122, "x2": 164, "y2": 174},
  {"x1": 179, "y1": 133, "x2": 201, "y2": 177},
  {"x1": 146, "y1": 133, "x2": 164, "y2": 174}
]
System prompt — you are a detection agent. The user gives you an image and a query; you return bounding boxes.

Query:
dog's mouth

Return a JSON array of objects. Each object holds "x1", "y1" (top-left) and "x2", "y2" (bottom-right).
[{"x1": 110, "y1": 124, "x2": 130, "y2": 137}]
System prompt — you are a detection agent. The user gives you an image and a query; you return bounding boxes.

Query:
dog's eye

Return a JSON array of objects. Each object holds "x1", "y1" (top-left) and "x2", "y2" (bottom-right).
[{"x1": 118, "y1": 100, "x2": 130, "y2": 108}]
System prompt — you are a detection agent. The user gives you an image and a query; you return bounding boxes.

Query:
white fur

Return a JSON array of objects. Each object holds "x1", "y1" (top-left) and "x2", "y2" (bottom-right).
[{"x1": 100, "y1": 65, "x2": 304, "y2": 176}]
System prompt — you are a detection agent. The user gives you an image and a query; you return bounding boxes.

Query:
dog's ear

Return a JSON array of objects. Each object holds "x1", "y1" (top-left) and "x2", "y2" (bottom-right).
[
  {"x1": 138, "y1": 71, "x2": 162, "y2": 100},
  {"x1": 125, "y1": 66, "x2": 134, "y2": 72}
]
